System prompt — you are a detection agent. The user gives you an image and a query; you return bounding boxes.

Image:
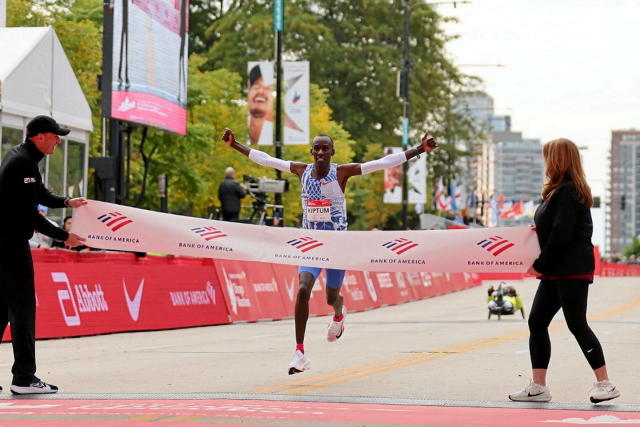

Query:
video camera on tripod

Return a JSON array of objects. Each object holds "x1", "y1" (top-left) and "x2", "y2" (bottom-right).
[
  {"x1": 242, "y1": 175, "x2": 288, "y2": 225},
  {"x1": 243, "y1": 174, "x2": 289, "y2": 195}
]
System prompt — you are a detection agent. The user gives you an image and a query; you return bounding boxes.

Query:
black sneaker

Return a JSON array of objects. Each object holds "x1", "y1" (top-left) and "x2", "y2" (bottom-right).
[{"x1": 10, "y1": 380, "x2": 58, "y2": 395}]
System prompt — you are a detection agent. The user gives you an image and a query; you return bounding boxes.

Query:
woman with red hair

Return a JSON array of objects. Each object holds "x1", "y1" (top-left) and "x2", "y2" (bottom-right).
[{"x1": 509, "y1": 138, "x2": 620, "y2": 404}]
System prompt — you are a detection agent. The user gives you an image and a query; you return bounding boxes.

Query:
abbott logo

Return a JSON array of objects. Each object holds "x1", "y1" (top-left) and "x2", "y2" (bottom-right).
[
  {"x1": 123, "y1": 279, "x2": 144, "y2": 321},
  {"x1": 52, "y1": 273, "x2": 109, "y2": 327},
  {"x1": 53, "y1": 272, "x2": 80, "y2": 327}
]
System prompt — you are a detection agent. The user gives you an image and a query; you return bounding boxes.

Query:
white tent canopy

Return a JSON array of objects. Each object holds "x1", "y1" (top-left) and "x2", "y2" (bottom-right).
[{"x1": 0, "y1": 26, "x2": 92, "y2": 135}]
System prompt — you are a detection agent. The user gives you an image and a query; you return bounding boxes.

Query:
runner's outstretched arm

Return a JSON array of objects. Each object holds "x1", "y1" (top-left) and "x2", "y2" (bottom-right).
[
  {"x1": 222, "y1": 128, "x2": 306, "y2": 176},
  {"x1": 337, "y1": 131, "x2": 438, "y2": 179}
]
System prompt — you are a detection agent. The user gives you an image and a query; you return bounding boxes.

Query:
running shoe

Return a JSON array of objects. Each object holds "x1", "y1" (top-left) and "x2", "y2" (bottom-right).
[
  {"x1": 508, "y1": 380, "x2": 551, "y2": 402},
  {"x1": 11, "y1": 378, "x2": 58, "y2": 395},
  {"x1": 327, "y1": 306, "x2": 346, "y2": 342},
  {"x1": 590, "y1": 380, "x2": 620, "y2": 403},
  {"x1": 288, "y1": 350, "x2": 310, "y2": 375}
]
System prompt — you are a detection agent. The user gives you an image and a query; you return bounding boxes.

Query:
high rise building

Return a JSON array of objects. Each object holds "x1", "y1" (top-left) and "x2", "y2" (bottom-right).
[
  {"x1": 454, "y1": 92, "x2": 544, "y2": 226},
  {"x1": 477, "y1": 116, "x2": 544, "y2": 226},
  {"x1": 606, "y1": 130, "x2": 640, "y2": 255},
  {"x1": 452, "y1": 92, "x2": 493, "y2": 221}
]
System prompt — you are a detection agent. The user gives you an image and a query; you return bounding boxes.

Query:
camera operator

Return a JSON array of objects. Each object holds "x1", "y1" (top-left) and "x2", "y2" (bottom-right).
[{"x1": 218, "y1": 167, "x2": 246, "y2": 222}]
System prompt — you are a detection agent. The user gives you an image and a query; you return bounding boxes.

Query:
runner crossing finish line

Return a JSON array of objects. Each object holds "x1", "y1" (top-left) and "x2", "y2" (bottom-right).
[{"x1": 73, "y1": 128, "x2": 539, "y2": 377}]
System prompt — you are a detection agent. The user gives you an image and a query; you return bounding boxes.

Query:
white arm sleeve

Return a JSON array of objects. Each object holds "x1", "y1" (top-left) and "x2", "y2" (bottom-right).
[
  {"x1": 248, "y1": 149, "x2": 292, "y2": 173},
  {"x1": 360, "y1": 151, "x2": 407, "y2": 175}
]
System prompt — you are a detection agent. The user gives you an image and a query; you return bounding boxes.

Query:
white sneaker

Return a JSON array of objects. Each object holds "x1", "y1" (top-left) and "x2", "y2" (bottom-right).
[
  {"x1": 590, "y1": 380, "x2": 620, "y2": 403},
  {"x1": 288, "y1": 350, "x2": 310, "y2": 375},
  {"x1": 327, "y1": 306, "x2": 346, "y2": 342},
  {"x1": 508, "y1": 380, "x2": 551, "y2": 402},
  {"x1": 11, "y1": 379, "x2": 58, "y2": 395}
]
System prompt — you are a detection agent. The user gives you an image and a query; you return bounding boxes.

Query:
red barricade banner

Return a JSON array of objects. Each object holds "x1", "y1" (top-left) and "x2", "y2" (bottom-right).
[
  {"x1": 364, "y1": 271, "x2": 416, "y2": 306},
  {"x1": 2, "y1": 250, "x2": 230, "y2": 341},
  {"x1": 339, "y1": 271, "x2": 382, "y2": 312}
]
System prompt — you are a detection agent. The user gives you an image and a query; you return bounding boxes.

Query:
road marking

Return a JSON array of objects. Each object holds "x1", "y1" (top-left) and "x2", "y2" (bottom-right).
[{"x1": 253, "y1": 296, "x2": 640, "y2": 394}]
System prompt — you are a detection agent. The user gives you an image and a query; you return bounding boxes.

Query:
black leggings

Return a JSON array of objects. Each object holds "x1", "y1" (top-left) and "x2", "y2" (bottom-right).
[{"x1": 528, "y1": 279, "x2": 605, "y2": 370}]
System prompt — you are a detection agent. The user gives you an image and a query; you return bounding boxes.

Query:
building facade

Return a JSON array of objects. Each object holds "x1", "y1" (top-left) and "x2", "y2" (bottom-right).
[
  {"x1": 607, "y1": 130, "x2": 640, "y2": 255},
  {"x1": 477, "y1": 116, "x2": 544, "y2": 226}
]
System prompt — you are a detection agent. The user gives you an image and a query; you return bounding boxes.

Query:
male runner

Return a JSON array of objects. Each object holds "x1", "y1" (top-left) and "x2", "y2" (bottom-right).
[{"x1": 222, "y1": 128, "x2": 437, "y2": 374}]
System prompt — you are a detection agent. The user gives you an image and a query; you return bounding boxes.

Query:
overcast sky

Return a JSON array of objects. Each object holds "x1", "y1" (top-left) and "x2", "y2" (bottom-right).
[{"x1": 442, "y1": 0, "x2": 640, "y2": 199}]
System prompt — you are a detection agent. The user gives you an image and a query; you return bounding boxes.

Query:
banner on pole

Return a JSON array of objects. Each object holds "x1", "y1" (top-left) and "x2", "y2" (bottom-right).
[
  {"x1": 73, "y1": 201, "x2": 540, "y2": 273},
  {"x1": 283, "y1": 61, "x2": 310, "y2": 145},
  {"x1": 383, "y1": 147, "x2": 426, "y2": 204},
  {"x1": 247, "y1": 61, "x2": 275, "y2": 146}
]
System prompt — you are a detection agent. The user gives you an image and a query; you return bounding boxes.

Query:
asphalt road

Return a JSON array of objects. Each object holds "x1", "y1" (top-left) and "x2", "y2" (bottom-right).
[{"x1": 1, "y1": 276, "x2": 636, "y2": 406}]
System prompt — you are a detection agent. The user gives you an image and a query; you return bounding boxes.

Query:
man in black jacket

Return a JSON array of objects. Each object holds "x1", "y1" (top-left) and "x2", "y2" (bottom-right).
[
  {"x1": 218, "y1": 167, "x2": 246, "y2": 221},
  {"x1": 0, "y1": 115, "x2": 86, "y2": 395}
]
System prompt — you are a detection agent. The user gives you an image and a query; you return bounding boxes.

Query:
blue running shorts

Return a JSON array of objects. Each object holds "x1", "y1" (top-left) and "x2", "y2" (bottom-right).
[{"x1": 298, "y1": 266, "x2": 346, "y2": 289}]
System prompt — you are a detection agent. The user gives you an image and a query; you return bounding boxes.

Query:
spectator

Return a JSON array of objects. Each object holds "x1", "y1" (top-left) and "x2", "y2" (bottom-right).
[
  {"x1": 28, "y1": 205, "x2": 57, "y2": 249},
  {"x1": 218, "y1": 167, "x2": 246, "y2": 222},
  {"x1": 51, "y1": 216, "x2": 88, "y2": 251}
]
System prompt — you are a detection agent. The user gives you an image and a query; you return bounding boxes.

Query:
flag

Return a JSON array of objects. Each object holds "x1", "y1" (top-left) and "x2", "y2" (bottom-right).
[
  {"x1": 489, "y1": 195, "x2": 498, "y2": 227},
  {"x1": 434, "y1": 177, "x2": 445, "y2": 211},
  {"x1": 499, "y1": 201, "x2": 524, "y2": 219},
  {"x1": 468, "y1": 191, "x2": 477, "y2": 209},
  {"x1": 499, "y1": 201, "x2": 514, "y2": 219},
  {"x1": 449, "y1": 179, "x2": 462, "y2": 212}
]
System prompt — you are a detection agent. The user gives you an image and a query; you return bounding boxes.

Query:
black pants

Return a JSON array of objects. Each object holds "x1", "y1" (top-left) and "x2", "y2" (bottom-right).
[
  {"x1": 222, "y1": 212, "x2": 239, "y2": 222},
  {"x1": 528, "y1": 279, "x2": 605, "y2": 370},
  {"x1": 0, "y1": 240, "x2": 37, "y2": 386}
]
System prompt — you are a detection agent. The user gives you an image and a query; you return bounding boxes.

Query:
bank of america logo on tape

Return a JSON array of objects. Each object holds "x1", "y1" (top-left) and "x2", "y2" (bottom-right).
[
  {"x1": 287, "y1": 236, "x2": 324, "y2": 253},
  {"x1": 191, "y1": 226, "x2": 227, "y2": 241},
  {"x1": 476, "y1": 235, "x2": 515, "y2": 256},
  {"x1": 97, "y1": 212, "x2": 133, "y2": 231},
  {"x1": 382, "y1": 238, "x2": 419, "y2": 255}
]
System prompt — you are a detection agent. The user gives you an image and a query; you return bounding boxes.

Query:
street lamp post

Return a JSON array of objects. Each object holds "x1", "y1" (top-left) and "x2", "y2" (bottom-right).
[
  {"x1": 274, "y1": 0, "x2": 284, "y2": 221},
  {"x1": 400, "y1": 0, "x2": 410, "y2": 230}
]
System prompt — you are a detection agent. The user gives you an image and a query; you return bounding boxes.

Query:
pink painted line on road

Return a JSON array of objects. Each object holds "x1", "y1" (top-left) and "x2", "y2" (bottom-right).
[{"x1": 0, "y1": 400, "x2": 637, "y2": 426}]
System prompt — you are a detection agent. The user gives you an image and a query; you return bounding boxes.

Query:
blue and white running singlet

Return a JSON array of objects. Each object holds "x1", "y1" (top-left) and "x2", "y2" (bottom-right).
[{"x1": 300, "y1": 163, "x2": 347, "y2": 231}]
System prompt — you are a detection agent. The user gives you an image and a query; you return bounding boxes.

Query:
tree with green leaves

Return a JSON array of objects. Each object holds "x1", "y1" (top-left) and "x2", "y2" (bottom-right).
[
  {"x1": 623, "y1": 236, "x2": 640, "y2": 260},
  {"x1": 204, "y1": 0, "x2": 479, "y2": 156}
]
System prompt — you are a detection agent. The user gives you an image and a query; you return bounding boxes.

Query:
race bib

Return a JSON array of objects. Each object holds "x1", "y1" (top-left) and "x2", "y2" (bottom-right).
[{"x1": 307, "y1": 199, "x2": 331, "y2": 222}]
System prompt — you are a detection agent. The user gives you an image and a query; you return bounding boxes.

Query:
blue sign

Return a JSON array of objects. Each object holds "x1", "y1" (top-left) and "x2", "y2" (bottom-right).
[
  {"x1": 274, "y1": 0, "x2": 284, "y2": 31},
  {"x1": 402, "y1": 117, "x2": 409, "y2": 148}
]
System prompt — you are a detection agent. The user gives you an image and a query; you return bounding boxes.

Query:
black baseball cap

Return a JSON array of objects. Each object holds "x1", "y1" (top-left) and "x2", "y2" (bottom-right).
[{"x1": 26, "y1": 115, "x2": 70, "y2": 137}]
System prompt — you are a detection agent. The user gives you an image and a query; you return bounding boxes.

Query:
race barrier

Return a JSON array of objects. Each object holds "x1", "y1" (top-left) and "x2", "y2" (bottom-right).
[
  {"x1": 9, "y1": 250, "x2": 231, "y2": 340},
  {"x1": 73, "y1": 201, "x2": 540, "y2": 273},
  {"x1": 1, "y1": 251, "x2": 483, "y2": 341},
  {"x1": 1, "y1": 247, "x2": 636, "y2": 341}
]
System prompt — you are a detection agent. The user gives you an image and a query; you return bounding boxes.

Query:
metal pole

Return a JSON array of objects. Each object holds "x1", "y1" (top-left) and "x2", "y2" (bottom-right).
[
  {"x1": 274, "y1": 0, "x2": 284, "y2": 219},
  {"x1": 401, "y1": 0, "x2": 410, "y2": 229}
]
